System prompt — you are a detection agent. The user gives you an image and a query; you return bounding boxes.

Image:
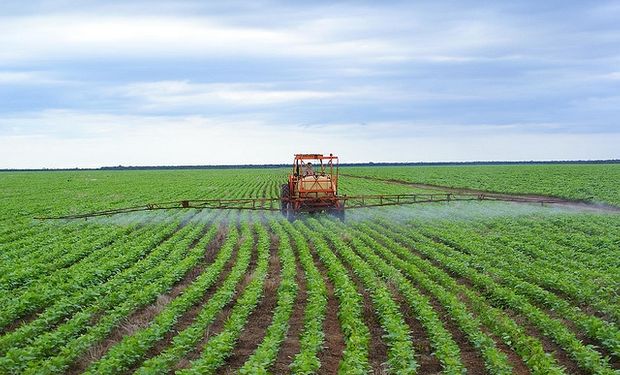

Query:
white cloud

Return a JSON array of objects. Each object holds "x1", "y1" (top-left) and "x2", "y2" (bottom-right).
[
  {"x1": 0, "y1": 71, "x2": 65, "y2": 85},
  {"x1": 116, "y1": 81, "x2": 347, "y2": 107},
  {"x1": 0, "y1": 72, "x2": 37, "y2": 83},
  {"x1": 573, "y1": 95, "x2": 620, "y2": 111},
  {"x1": 0, "y1": 2, "x2": 618, "y2": 168},
  {"x1": 0, "y1": 5, "x2": 525, "y2": 65},
  {"x1": 602, "y1": 72, "x2": 620, "y2": 80},
  {"x1": 1, "y1": 111, "x2": 617, "y2": 168},
  {"x1": 0, "y1": 15, "x2": 400, "y2": 63}
]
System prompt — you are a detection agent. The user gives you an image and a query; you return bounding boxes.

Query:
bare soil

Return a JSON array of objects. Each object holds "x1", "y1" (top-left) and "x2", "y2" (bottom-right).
[
  {"x1": 387, "y1": 284, "x2": 442, "y2": 374},
  {"x1": 174, "y1": 228, "x2": 262, "y2": 371},
  {"x1": 222, "y1": 238, "x2": 281, "y2": 372},
  {"x1": 308, "y1": 243, "x2": 345, "y2": 374},
  {"x1": 272, "y1": 242, "x2": 308, "y2": 373}
]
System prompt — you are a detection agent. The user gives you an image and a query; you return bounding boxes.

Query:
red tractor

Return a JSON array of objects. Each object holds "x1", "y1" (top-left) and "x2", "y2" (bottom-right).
[{"x1": 280, "y1": 153, "x2": 344, "y2": 221}]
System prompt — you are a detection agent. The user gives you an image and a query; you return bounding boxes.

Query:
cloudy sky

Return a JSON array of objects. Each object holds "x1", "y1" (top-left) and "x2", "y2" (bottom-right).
[{"x1": 1, "y1": 0, "x2": 619, "y2": 168}]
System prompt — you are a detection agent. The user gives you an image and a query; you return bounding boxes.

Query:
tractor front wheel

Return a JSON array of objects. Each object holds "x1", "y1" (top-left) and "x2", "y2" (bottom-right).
[
  {"x1": 280, "y1": 184, "x2": 289, "y2": 217},
  {"x1": 329, "y1": 207, "x2": 345, "y2": 222},
  {"x1": 280, "y1": 184, "x2": 296, "y2": 221}
]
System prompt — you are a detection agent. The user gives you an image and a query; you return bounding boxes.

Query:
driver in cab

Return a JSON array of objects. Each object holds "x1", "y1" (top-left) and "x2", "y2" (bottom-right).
[{"x1": 303, "y1": 162, "x2": 315, "y2": 177}]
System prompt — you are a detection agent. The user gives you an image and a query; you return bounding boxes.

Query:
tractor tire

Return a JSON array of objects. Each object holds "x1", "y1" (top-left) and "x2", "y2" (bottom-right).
[
  {"x1": 280, "y1": 184, "x2": 289, "y2": 216},
  {"x1": 329, "y1": 207, "x2": 345, "y2": 222},
  {"x1": 280, "y1": 184, "x2": 295, "y2": 221}
]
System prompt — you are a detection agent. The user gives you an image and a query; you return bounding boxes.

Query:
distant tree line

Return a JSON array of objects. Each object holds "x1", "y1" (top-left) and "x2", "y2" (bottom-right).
[{"x1": 1, "y1": 159, "x2": 619, "y2": 172}]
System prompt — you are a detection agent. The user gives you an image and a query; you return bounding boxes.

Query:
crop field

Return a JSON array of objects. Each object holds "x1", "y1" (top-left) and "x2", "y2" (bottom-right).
[
  {"x1": 346, "y1": 164, "x2": 620, "y2": 207},
  {"x1": 0, "y1": 165, "x2": 619, "y2": 374}
]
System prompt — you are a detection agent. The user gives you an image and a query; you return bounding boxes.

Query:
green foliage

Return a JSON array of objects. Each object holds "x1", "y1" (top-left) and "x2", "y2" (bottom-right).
[
  {"x1": 0, "y1": 167, "x2": 618, "y2": 374},
  {"x1": 346, "y1": 163, "x2": 620, "y2": 206}
]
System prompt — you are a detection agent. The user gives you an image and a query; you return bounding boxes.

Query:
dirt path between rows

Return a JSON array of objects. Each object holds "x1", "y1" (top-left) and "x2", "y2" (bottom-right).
[
  {"x1": 308, "y1": 243, "x2": 345, "y2": 374},
  {"x1": 342, "y1": 174, "x2": 620, "y2": 213},
  {"x1": 272, "y1": 242, "x2": 307, "y2": 373},
  {"x1": 223, "y1": 236, "x2": 282, "y2": 372}
]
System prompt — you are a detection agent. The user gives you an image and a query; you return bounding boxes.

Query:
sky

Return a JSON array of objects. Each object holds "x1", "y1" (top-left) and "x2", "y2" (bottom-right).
[{"x1": 0, "y1": 0, "x2": 619, "y2": 168}]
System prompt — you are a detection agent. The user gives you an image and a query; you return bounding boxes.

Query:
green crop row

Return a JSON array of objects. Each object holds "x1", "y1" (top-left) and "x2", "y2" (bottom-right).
[
  {"x1": 351, "y1": 221, "x2": 513, "y2": 374},
  {"x1": 238, "y1": 219, "x2": 298, "y2": 373},
  {"x1": 0, "y1": 219, "x2": 134, "y2": 290},
  {"x1": 345, "y1": 163, "x2": 620, "y2": 206},
  {"x1": 135, "y1": 219, "x2": 255, "y2": 374},
  {"x1": 84, "y1": 217, "x2": 232, "y2": 374},
  {"x1": 375, "y1": 218, "x2": 616, "y2": 374},
  {"x1": 362, "y1": 218, "x2": 566, "y2": 375},
  {"x1": 311, "y1": 218, "x2": 419, "y2": 374},
  {"x1": 281, "y1": 219, "x2": 329, "y2": 375},
  {"x1": 416, "y1": 220, "x2": 620, "y2": 357},
  {"x1": 177, "y1": 220, "x2": 271, "y2": 374},
  {"x1": 419, "y1": 220, "x2": 619, "y2": 321},
  {"x1": 0, "y1": 210, "x2": 188, "y2": 331},
  {"x1": 294, "y1": 220, "x2": 371, "y2": 374},
  {"x1": 1, "y1": 211, "x2": 217, "y2": 374},
  {"x1": 0, "y1": 212, "x2": 206, "y2": 356}
]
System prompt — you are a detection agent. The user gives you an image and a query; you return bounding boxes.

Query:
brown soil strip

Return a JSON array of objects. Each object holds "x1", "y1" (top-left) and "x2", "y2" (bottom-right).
[
  {"x1": 417, "y1": 287, "x2": 486, "y2": 374},
  {"x1": 546, "y1": 310, "x2": 619, "y2": 370},
  {"x1": 67, "y1": 221, "x2": 228, "y2": 374},
  {"x1": 342, "y1": 174, "x2": 620, "y2": 213},
  {"x1": 506, "y1": 309, "x2": 588, "y2": 375},
  {"x1": 223, "y1": 237, "x2": 282, "y2": 372},
  {"x1": 469, "y1": 309, "x2": 531, "y2": 375},
  {"x1": 1, "y1": 310, "x2": 43, "y2": 336},
  {"x1": 308, "y1": 243, "x2": 345, "y2": 374},
  {"x1": 272, "y1": 242, "x2": 307, "y2": 373},
  {"x1": 386, "y1": 284, "x2": 441, "y2": 375},
  {"x1": 173, "y1": 228, "x2": 261, "y2": 371}
]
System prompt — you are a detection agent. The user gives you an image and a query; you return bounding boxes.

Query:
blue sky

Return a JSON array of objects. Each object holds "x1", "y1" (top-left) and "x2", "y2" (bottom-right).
[{"x1": 0, "y1": 0, "x2": 619, "y2": 168}]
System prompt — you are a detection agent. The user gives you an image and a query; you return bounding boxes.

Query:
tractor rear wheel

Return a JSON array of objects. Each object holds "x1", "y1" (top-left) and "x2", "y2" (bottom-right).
[
  {"x1": 281, "y1": 184, "x2": 296, "y2": 221},
  {"x1": 329, "y1": 207, "x2": 345, "y2": 222},
  {"x1": 280, "y1": 184, "x2": 290, "y2": 217}
]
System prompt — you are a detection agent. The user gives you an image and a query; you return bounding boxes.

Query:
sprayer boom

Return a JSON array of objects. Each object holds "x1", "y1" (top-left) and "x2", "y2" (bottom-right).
[{"x1": 36, "y1": 193, "x2": 499, "y2": 220}]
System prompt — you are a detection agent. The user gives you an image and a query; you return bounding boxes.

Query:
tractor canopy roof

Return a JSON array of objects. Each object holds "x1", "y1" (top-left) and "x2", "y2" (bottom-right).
[{"x1": 294, "y1": 153, "x2": 338, "y2": 161}]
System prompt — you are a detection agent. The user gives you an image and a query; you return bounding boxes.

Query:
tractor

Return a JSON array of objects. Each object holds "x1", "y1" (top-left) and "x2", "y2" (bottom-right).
[{"x1": 280, "y1": 154, "x2": 344, "y2": 221}]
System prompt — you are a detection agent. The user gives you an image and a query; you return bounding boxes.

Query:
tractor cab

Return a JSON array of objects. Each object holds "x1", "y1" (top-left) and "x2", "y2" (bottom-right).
[{"x1": 292, "y1": 154, "x2": 338, "y2": 198}]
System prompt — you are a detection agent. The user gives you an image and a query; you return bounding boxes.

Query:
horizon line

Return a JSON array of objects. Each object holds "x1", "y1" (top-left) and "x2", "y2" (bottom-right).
[{"x1": 2, "y1": 159, "x2": 619, "y2": 172}]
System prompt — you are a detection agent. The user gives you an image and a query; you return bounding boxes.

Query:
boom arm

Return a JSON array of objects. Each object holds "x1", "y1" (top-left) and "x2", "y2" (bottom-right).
[{"x1": 34, "y1": 193, "x2": 519, "y2": 220}]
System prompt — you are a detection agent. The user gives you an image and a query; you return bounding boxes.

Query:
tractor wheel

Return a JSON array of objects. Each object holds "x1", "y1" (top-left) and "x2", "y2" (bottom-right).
[
  {"x1": 281, "y1": 184, "x2": 296, "y2": 221},
  {"x1": 280, "y1": 184, "x2": 289, "y2": 217},
  {"x1": 329, "y1": 207, "x2": 345, "y2": 222},
  {"x1": 286, "y1": 209, "x2": 296, "y2": 222}
]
